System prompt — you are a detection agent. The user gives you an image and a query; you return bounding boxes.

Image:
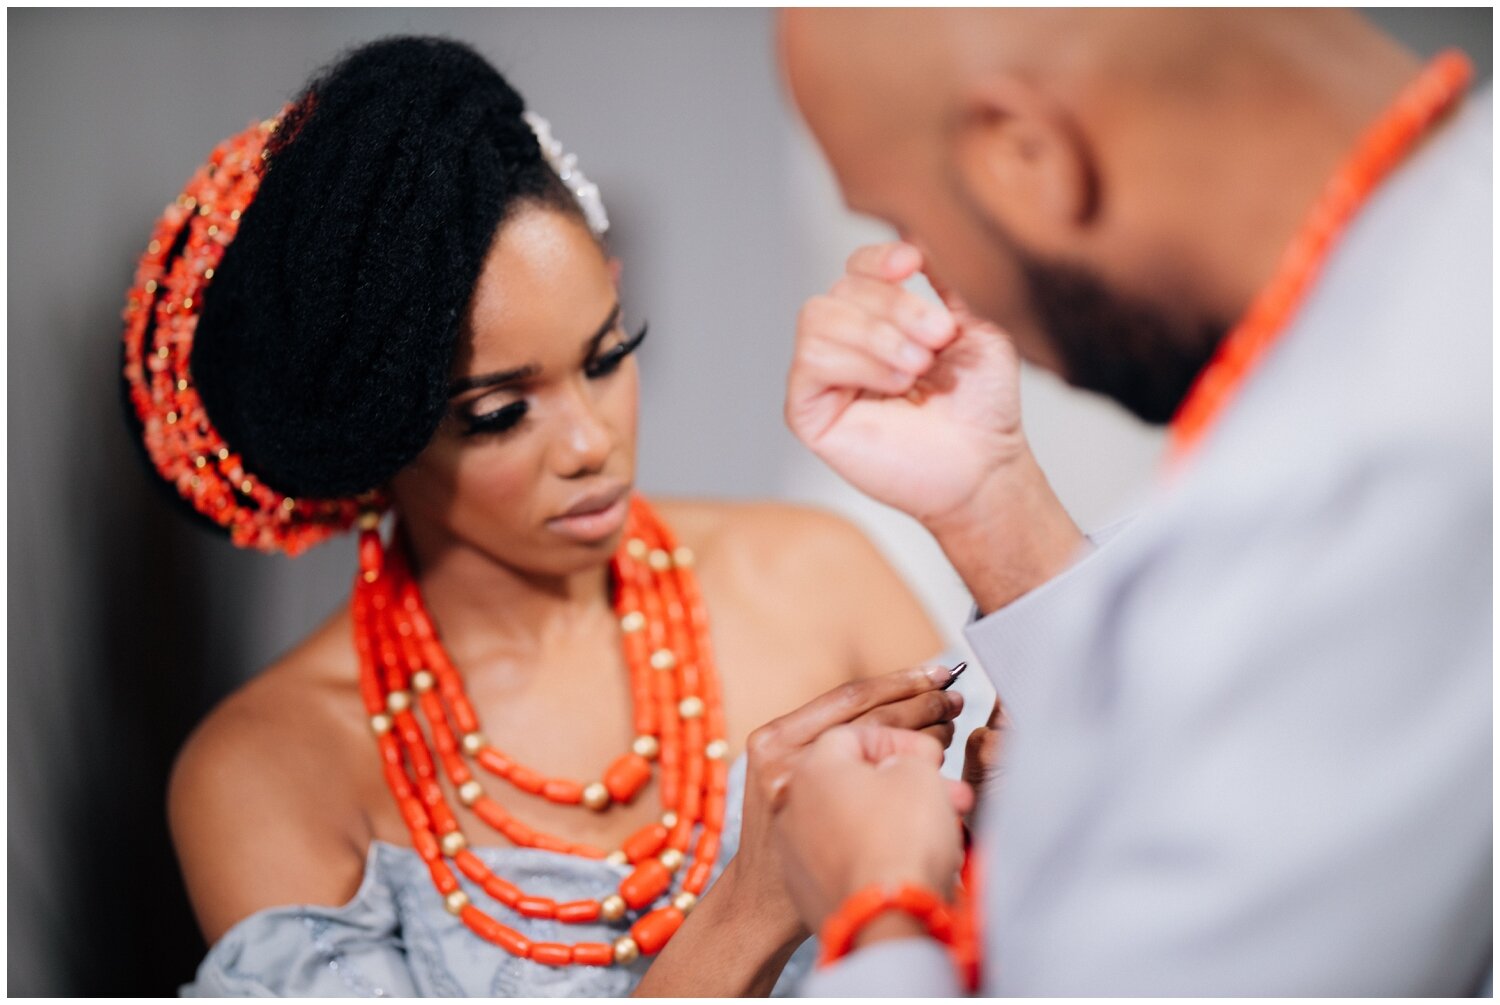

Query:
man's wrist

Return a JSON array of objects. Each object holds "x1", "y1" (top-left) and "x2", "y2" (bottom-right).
[
  {"x1": 924, "y1": 448, "x2": 1084, "y2": 613},
  {"x1": 851, "y1": 911, "x2": 928, "y2": 951}
]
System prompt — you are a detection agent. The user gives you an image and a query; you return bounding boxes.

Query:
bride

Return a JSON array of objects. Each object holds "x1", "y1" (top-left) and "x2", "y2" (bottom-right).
[{"x1": 126, "y1": 36, "x2": 960, "y2": 995}]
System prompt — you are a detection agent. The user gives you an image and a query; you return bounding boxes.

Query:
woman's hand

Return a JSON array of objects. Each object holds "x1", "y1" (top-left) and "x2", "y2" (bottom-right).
[
  {"x1": 772, "y1": 722, "x2": 972, "y2": 935},
  {"x1": 634, "y1": 664, "x2": 963, "y2": 996},
  {"x1": 731, "y1": 664, "x2": 965, "y2": 939}
]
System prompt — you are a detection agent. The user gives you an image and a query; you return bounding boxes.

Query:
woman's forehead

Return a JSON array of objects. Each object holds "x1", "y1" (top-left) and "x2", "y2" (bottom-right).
[{"x1": 460, "y1": 207, "x2": 615, "y2": 373}]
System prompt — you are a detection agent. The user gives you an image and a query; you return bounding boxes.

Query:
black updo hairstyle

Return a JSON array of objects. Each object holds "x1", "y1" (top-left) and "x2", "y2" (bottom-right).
[{"x1": 187, "y1": 36, "x2": 584, "y2": 500}]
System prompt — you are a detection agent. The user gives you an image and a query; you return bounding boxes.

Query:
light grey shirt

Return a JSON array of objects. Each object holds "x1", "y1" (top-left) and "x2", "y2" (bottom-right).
[{"x1": 804, "y1": 88, "x2": 1492, "y2": 996}]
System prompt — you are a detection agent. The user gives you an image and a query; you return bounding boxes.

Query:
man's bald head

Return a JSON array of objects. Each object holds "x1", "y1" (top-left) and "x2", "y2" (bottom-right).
[{"x1": 779, "y1": 10, "x2": 1420, "y2": 422}]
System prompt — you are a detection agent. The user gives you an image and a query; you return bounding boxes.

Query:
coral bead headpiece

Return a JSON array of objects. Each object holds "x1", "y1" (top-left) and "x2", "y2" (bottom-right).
[{"x1": 120, "y1": 110, "x2": 381, "y2": 555}]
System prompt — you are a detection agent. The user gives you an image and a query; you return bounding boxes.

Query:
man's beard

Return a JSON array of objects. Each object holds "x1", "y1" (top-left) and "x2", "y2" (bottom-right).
[
  {"x1": 1015, "y1": 251, "x2": 1228, "y2": 425},
  {"x1": 1015, "y1": 250, "x2": 1228, "y2": 424}
]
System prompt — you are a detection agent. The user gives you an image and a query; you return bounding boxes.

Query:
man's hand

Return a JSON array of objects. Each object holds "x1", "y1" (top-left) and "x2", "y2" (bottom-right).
[
  {"x1": 962, "y1": 699, "x2": 1007, "y2": 827},
  {"x1": 785, "y1": 241, "x2": 1086, "y2": 612},
  {"x1": 770, "y1": 722, "x2": 971, "y2": 935},
  {"x1": 786, "y1": 241, "x2": 1028, "y2": 528}
]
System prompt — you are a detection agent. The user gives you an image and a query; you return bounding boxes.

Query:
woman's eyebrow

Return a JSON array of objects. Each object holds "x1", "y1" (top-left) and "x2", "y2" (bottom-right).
[{"x1": 447, "y1": 303, "x2": 623, "y2": 397}]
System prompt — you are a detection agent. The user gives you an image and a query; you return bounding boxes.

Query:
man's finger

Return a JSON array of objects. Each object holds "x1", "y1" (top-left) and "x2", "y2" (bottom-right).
[{"x1": 847, "y1": 241, "x2": 923, "y2": 282}]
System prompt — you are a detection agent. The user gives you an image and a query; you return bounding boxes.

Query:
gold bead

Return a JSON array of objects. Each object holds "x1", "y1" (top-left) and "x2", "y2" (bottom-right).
[
  {"x1": 461, "y1": 732, "x2": 486, "y2": 755},
  {"x1": 619, "y1": 611, "x2": 646, "y2": 634},
  {"x1": 648, "y1": 549, "x2": 672, "y2": 571},
  {"x1": 601, "y1": 894, "x2": 627, "y2": 921},
  {"x1": 605, "y1": 850, "x2": 628, "y2": 867},
  {"x1": 181, "y1": 196, "x2": 197, "y2": 211},
  {"x1": 260, "y1": 118, "x2": 278, "y2": 132},
  {"x1": 649, "y1": 649, "x2": 677, "y2": 671},
  {"x1": 613, "y1": 936, "x2": 640, "y2": 965},
  {"x1": 626, "y1": 537, "x2": 649, "y2": 559},
  {"x1": 672, "y1": 546, "x2": 695, "y2": 567},
  {"x1": 411, "y1": 669, "x2": 435, "y2": 693},
  {"x1": 204, "y1": 267, "x2": 215, "y2": 279},
  {"x1": 281, "y1": 498, "x2": 297, "y2": 512},
  {"x1": 705, "y1": 739, "x2": 730, "y2": 761},
  {"x1": 193, "y1": 456, "x2": 207, "y2": 469},
  {"x1": 156, "y1": 344, "x2": 170, "y2": 358},
  {"x1": 369, "y1": 712, "x2": 393, "y2": 735},
  {"x1": 229, "y1": 210, "x2": 241, "y2": 222},
  {"x1": 147, "y1": 240, "x2": 161, "y2": 254},
  {"x1": 175, "y1": 378, "x2": 189, "y2": 391},
  {"x1": 440, "y1": 830, "x2": 467, "y2": 856},
  {"x1": 444, "y1": 890, "x2": 470, "y2": 916},
  {"x1": 356, "y1": 510, "x2": 381, "y2": 531},
  {"x1": 678, "y1": 696, "x2": 705, "y2": 720},
  {"x1": 362, "y1": 570, "x2": 378, "y2": 583},
  {"x1": 632, "y1": 735, "x2": 660, "y2": 760},
  {"x1": 583, "y1": 782, "x2": 611, "y2": 811},
  {"x1": 216, "y1": 447, "x2": 229, "y2": 461},
  {"x1": 165, "y1": 411, "x2": 178, "y2": 425},
  {"x1": 198, "y1": 203, "x2": 211, "y2": 216},
  {"x1": 386, "y1": 690, "x2": 411, "y2": 714},
  {"x1": 145, "y1": 280, "x2": 158, "y2": 294},
  {"x1": 660, "y1": 848, "x2": 685, "y2": 871},
  {"x1": 661, "y1": 811, "x2": 679, "y2": 829},
  {"x1": 206, "y1": 225, "x2": 219, "y2": 237},
  {"x1": 182, "y1": 297, "x2": 194, "y2": 310},
  {"x1": 240, "y1": 479, "x2": 253, "y2": 494},
  {"x1": 672, "y1": 891, "x2": 698, "y2": 914},
  {"x1": 458, "y1": 780, "x2": 483, "y2": 806}
]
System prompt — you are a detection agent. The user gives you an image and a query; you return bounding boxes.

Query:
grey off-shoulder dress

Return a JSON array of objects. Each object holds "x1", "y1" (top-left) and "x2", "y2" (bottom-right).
[{"x1": 182, "y1": 755, "x2": 816, "y2": 996}]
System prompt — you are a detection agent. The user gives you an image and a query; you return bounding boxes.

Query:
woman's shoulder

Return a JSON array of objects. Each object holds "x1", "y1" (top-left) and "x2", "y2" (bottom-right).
[
  {"x1": 169, "y1": 604, "x2": 373, "y2": 943},
  {"x1": 652, "y1": 497, "x2": 943, "y2": 679}
]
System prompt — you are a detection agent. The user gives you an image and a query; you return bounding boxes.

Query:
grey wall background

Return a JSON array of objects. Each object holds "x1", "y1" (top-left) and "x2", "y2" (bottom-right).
[{"x1": 8, "y1": 8, "x2": 1490, "y2": 995}]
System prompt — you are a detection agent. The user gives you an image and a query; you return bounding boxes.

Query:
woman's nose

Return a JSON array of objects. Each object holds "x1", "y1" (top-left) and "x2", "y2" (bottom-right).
[{"x1": 549, "y1": 386, "x2": 613, "y2": 477}]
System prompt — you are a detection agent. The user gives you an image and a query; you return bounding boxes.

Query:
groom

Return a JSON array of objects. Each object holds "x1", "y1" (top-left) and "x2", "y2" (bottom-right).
[{"x1": 771, "y1": 9, "x2": 1491, "y2": 995}]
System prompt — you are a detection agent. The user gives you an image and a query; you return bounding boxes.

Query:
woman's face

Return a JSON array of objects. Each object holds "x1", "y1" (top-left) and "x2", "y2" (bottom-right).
[{"x1": 391, "y1": 204, "x2": 641, "y2": 577}]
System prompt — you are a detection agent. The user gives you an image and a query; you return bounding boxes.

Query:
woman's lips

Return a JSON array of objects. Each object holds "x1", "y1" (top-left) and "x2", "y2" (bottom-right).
[{"x1": 547, "y1": 487, "x2": 630, "y2": 544}]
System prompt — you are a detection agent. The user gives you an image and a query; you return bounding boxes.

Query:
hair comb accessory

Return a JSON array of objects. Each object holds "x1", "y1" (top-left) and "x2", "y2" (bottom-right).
[
  {"x1": 524, "y1": 111, "x2": 610, "y2": 237},
  {"x1": 120, "y1": 106, "x2": 383, "y2": 555}
]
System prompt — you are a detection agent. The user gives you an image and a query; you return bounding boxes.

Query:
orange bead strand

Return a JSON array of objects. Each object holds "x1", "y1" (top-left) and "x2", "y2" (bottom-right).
[{"x1": 353, "y1": 496, "x2": 727, "y2": 967}]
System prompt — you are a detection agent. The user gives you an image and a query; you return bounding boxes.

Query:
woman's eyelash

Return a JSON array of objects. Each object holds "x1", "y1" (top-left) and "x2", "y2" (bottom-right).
[
  {"x1": 458, "y1": 323, "x2": 647, "y2": 436},
  {"x1": 461, "y1": 399, "x2": 528, "y2": 437},
  {"x1": 584, "y1": 323, "x2": 649, "y2": 379}
]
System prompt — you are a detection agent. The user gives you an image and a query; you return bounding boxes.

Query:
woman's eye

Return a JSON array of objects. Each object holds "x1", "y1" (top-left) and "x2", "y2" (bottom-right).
[
  {"x1": 460, "y1": 400, "x2": 528, "y2": 437},
  {"x1": 584, "y1": 323, "x2": 649, "y2": 379}
]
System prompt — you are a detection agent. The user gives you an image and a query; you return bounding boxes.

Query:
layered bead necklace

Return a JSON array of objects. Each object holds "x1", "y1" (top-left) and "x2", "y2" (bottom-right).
[{"x1": 353, "y1": 495, "x2": 729, "y2": 968}]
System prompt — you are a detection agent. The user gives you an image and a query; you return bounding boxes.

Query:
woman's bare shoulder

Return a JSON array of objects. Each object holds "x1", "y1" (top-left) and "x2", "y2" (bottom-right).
[
  {"x1": 654, "y1": 497, "x2": 943, "y2": 678},
  {"x1": 168, "y1": 604, "x2": 372, "y2": 943}
]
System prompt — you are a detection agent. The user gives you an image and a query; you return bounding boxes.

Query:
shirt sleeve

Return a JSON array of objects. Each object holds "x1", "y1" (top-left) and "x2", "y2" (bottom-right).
[
  {"x1": 987, "y1": 444, "x2": 1492, "y2": 995},
  {"x1": 181, "y1": 899, "x2": 420, "y2": 997},
  {"x1": 963, "y1": 515, "x2": 1136, "y2": 722},
  {"x1": 797, "y1": 938, "x2": 962, "y2": 997}
]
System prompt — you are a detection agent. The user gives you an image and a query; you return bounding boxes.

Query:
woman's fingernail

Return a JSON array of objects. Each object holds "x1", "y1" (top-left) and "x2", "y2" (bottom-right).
[
  {"x1": 924, "y1": 665, "x2": 952, "y2": 684},
  {"x1": 899, "y1": 342, "x2": 929, "y2": 370}
]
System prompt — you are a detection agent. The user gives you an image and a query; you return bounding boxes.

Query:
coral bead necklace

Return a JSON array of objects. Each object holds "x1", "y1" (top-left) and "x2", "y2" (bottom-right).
[{"x1": 353, "y1": 495, "x2": 729, "y2": 967}]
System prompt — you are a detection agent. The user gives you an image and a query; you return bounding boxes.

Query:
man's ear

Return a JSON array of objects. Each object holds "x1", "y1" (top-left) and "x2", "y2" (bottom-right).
[{"x1": 948, "y1": 74, "x2": 1098, "y2": 254}]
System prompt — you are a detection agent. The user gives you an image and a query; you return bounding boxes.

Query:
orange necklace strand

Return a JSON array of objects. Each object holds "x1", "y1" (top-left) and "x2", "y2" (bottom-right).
[
  {"x1": 1168, "y1": 50, "x2": 1473, "y2": 462},
  {"x1": 353, "y1": 495, "x2": 730, "y2": 967}
]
